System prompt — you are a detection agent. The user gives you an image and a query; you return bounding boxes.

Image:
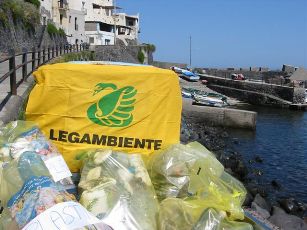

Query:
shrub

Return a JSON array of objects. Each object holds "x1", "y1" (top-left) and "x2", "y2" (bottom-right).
[
  {"x1": 147, "y1": 44, "x2": 156, "y2": 52},
  {"x1": 47, "y1": 23, "x2": 58, "y2": 35},
  {"x1": 137, "y1": 50, "x2": 145, "y2": 64},
  {"x1": 25, "y1": 0, "x2": 40, "y2": 8},
  {"x1": 23, "y1": 2, "x2": 40, "y2": 28},
  {"x1": 0, "y1": 0, "x2": 39, "y2": 28},
  {"x1": 58, "y1": 28, "x2": 66, "y2": 37},
  {"x1": 5, "y1": 0, "x2": 24, "y2": 23},
  {"x1": 143, "y1": 43, "x2": 156, "y2": 53},
  {"x1": 0, "y1": 9, "x2": 8, "y2": 27}
]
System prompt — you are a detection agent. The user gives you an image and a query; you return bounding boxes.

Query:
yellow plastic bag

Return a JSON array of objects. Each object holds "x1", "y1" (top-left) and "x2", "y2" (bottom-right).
[
  {"x1": 159, "y1": 198, "x2": 253, "y2": 230},
  {"x1": 148, "y1": 143, "x2": 246, "y2": 220},
  {"x1": 26, "y1": 63, "x2": 182, "y2": 172}
]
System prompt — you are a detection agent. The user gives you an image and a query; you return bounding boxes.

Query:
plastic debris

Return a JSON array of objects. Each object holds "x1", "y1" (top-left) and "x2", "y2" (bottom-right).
[
  {"x1": 0, "y1": 121, "x2": 72, "y2": 185},
  {"x1": 148, "y1": 143, "x2": 247, "y2": 220},
  {"x1": 159, "y1": 198, "x2": 253, "y2": 230},
  {"x1": 78, "y1": 149, "x2": 159, "y2": 230},
  {"x1": 0, "y1": 151, "x2": 76, "y2": 229}
]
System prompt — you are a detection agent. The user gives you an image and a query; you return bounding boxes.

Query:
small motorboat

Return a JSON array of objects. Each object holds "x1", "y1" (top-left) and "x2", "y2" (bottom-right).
[
  {"x1": 170, "y1": 66, "x2": 200, "y2": 81},
  {"x1": 192, "y1": 92, "x2": 228, "y2": 107}
]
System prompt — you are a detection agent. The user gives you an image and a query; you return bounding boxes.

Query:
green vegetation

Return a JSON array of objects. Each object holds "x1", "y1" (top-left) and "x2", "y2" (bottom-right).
[
  {"x1": 47, "y1": 23, "x2": 66, "y2": 37},
  {"x1": 143, "y1": 43, "x2": 156, "y2": 53},
  {"x1": 0, "y1": 8, "x2": 8, "y2": 27},
  {"x1": 47, "y1": 23, "x2": 58, "y2": 35},
  {"x1": 25, "y1": 0, "x2": 40, "y2": 8},
  {"x1": 137, "y1": 50, "x2": 145, "y2": 64},
  {"x1": 50, "y1": 51, "x2": 96, "y2": 64},
  {"x1": 58, "y1": 28, "x2": 66, "y2": 36},
  {"x1": 0, "y1": 0, "x2": 40, "y2": 29}
]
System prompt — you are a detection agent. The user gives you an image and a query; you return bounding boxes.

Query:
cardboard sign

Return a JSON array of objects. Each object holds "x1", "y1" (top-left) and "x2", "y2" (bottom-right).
[
  {"x1": 26, "y1": 64, "x2": 182, "y2": 172},
  {"x1": 22, "y1": 201, "x2": 109, "y2": 230}
]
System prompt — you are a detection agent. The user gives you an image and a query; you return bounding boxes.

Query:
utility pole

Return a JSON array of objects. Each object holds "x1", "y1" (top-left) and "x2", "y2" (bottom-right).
[{"x1": 189, "y1": 35, "x2": 192, "y2": 69}]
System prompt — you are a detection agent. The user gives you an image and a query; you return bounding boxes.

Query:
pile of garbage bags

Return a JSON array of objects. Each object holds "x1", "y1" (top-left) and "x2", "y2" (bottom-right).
[
  {"x1": 0, "y1": 121, "x2": 254, "y2": 230},
  {"x1": 77, "y1": 150, "x2": 159, "y2": 229}
]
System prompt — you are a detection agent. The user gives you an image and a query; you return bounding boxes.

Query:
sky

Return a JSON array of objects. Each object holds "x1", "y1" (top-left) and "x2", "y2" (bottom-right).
[{"x1": 117, "y1": 0, "x2": 307, "y2": 70}]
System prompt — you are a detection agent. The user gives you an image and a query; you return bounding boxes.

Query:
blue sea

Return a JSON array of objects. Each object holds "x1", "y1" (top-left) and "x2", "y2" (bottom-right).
[{"x1": 227, "y1": 106, "x2": 307, "y2": 203}]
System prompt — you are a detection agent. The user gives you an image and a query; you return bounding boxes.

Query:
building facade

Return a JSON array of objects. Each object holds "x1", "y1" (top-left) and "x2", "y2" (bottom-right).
[
  {"x1": 39, "y1": 0, "x2": 139, "y2": 46},
  {"x1": 48, "y1": 0, "x2": 88, "y2": 44},
  {"x1": 40, "y1": 0, "x2": 52, "y2": 25},
  {"x1": 84, "y1": 0, "x2": 139, "y2": 45}
]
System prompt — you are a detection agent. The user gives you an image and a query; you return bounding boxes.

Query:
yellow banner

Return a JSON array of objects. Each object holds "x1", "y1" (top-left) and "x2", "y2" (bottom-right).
[{"x1": 26, "y1": 63, "x2": 182, "y2": 172}]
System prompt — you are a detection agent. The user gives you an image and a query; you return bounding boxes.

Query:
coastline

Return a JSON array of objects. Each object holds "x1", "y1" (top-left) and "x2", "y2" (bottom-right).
[{"x1": 180, "y1": 80, "x2": 307, "y2": 229}]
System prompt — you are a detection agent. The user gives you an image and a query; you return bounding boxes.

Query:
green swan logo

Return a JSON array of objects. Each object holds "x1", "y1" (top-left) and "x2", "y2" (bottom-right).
[{"x1": 87, "y1": 83, "x2": 137, "y2": 127}]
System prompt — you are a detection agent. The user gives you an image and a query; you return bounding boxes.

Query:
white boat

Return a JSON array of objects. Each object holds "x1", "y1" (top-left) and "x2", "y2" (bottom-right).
[
  {"x1": 170, "y1": 66, "x2": 200, "y2": 81},
  {"x1": 192, "y1": 93, "x2": 228, "y2": 107}
]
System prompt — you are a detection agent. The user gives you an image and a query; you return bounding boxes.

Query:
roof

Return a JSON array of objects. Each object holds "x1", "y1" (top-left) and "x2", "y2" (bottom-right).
[
  {"x1": 290, "y1": 68, "x2": 307, "y2": 81},
  {"x1": 92, "y1": 3, "x2": 122, "y2": 10}
]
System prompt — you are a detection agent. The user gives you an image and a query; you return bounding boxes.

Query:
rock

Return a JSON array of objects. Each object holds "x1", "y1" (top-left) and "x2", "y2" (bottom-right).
[
  {"x1": 233, "y1": 139, "x2": 239, "y2": 145},
  {"x1": 247, "y1": 184, "x2": 259, "y2": 197},
  {"x1": 272, "y1": 206, "x2": 286, "y2": 215},
  {"x1": 246, "y1": 183, "x2": 267, "y2": 197},
  {"x1": 269, "y1": 206, "x2": 307, "y2": 230},
  {"x1": 253, "y1": 169, "x2": 263, "y2": 176},
  {"x1": 279, "y1": 198, "x2": 300, "y2": 213},
  {"x1": 254, "y1": 155, "x2": 263, "y2": 163},
  {"x1": 251, "y1": 202, "x2": 271, "y2": 219},
  {"x1": 279, "y1": 198, "x2": 307, "y2": 217},
  {"x1": 243, "y1": 191, "x2": 254, "y2": 207},
  {"x1": 254, "y1": 194, "x2": 271, "y2": 212},
  {"x1": 233, "y1": 160, "x2": 248, "y2": 180},
  {"x1": 271, "y1": 180, "x2": 281, "y2": 190}
]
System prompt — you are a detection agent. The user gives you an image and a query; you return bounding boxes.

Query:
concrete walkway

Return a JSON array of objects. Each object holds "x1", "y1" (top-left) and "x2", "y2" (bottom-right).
[
  {"x1": 0, "y1": 53, "x2": 35, "y2": 106},
  {"x1": 0, "y1": 53, "x2": 40, "y2": 124}
]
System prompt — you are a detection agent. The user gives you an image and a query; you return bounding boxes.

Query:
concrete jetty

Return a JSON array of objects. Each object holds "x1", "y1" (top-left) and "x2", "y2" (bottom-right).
[{"x1": 182, "y1": 98, "x2": 257, "y2": 130}]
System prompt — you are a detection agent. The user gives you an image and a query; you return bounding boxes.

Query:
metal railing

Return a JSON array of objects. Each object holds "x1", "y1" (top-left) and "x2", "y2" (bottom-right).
[{"x1": 0, "y1": 44, "x2": 88, "y2": 110}]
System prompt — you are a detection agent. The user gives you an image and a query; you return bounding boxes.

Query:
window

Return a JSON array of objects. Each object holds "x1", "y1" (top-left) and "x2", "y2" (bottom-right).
[
  {"x1": 75, "y1": 39, "x2": 79, "y2": 44},
  {"x1": 60, "y1": 14, "x2": 63, "y2": 25},
  {"x1": 89, "y1": 37, "x2": 94, "y2": 44},
  {"x1": 106, "y1": 9, "x2": 110, "y2": 16},
  {"x1": 69, "y1": 16, "x2": 71, "y2": 23},
  {"x1": 105, "y1": 39, "x2": 110, "y2": 45},
  {"x1": 75, "y1": 17, "x2": 78, "y2": 30},
  {"x1": 85, "y1": 22, "x2": 97, "y2": 31}
]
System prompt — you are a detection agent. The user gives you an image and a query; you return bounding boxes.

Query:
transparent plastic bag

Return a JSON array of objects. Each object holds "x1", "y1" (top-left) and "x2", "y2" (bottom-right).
[
  {"x1": 0, "y1": 121, "x2": 57, "y2": 161},
  {"x1": 78, "y1": 149, "x2": 159, "y2": 230},
  {"x1": 0, "y1": 151, "x2": 76, "y2": 229},
  {"x1": 159, "y1": 198, "x2": 253, "y2": 230},
  {"x1": 0, "y1": 121, "x2": 72, "y2": 185},
  {"x1": 148, "y1": 143, "x2": 246, "y2": 220}
]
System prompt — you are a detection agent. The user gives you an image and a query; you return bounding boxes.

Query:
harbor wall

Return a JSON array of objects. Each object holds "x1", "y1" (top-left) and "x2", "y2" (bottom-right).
[
  {"x1": 182, "y1": 98, "x2": 257, "y2": 130},
  {"x1": 200, "y1": 74, "x2": 294, "y2": 102}
]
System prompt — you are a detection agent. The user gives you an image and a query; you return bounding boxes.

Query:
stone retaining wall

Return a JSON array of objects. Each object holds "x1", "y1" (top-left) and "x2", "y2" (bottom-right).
[
  {"x1": 0, "y1": 13, "x2": 67, "y2": 57},
  {"x1": 200, "y1": 75, "x2": 304, "y2": 104}
]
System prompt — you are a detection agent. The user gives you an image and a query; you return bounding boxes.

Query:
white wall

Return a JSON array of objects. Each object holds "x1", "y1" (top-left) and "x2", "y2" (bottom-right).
[
  {"x1": 40, "y1": 0, "x2": 52, "y2": 24},
  {"x1": 67, "y1": 9, "x2": 88, "y2": 44}
]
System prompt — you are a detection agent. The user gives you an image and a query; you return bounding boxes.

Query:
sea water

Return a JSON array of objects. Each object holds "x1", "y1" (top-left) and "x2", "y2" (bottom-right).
[{"x1": 227, "y1": 105, "x2": 307, "y2": 203}]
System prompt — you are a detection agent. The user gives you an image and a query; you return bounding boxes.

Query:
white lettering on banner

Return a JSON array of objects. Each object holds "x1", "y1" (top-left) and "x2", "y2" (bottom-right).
[
  {"x1": 22, "y1": 201, "x2": 104, "y2": 230},
  {"x1": 44, "y1": 156, "x2": 72, "y2": 182}
]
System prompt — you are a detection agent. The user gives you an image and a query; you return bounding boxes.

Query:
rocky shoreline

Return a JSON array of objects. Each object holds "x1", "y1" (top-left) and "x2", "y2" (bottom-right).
[{"x1": 181, "y1": 115, "x2": 307, "y2": 229}]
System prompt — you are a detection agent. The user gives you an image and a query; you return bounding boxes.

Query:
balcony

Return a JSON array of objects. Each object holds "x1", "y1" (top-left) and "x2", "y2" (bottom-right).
[{"x1": 58, "y1": 0, "x2": 69, "y2": 11}]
